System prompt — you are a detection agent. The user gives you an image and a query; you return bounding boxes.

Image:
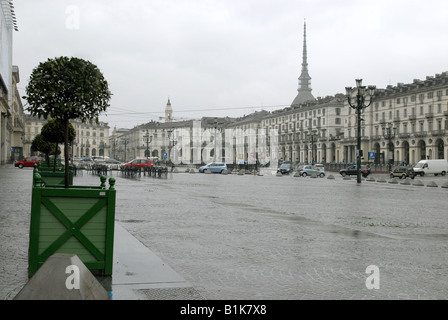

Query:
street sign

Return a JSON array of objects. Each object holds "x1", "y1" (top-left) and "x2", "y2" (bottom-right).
[
  {"x1": 369, "y1": 152, "x2": 375, "y2": 160},
  {"x1": 163, "y1": 153, "x2": 167, "y2": 159}
]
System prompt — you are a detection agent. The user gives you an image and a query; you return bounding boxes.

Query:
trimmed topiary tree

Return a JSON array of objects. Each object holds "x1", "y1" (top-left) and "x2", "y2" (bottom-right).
[
  {"x1": 30, "y1": 134, "x2": 53, "y2": 165},
  {"x1": 24, "y1": 56, "x2": 111, "y2": 187}
]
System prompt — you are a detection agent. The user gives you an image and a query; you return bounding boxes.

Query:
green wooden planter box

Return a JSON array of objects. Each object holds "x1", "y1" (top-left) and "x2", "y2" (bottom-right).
[
  {"x1": 33, "y1": 165, "x2": 73, "y2": 186},
  {"x1": 40, "y1": 159, "x2": 62, "y2": 167},
  {"x1": 28, "y1": 172, "x2": 116, "y2": 278}
]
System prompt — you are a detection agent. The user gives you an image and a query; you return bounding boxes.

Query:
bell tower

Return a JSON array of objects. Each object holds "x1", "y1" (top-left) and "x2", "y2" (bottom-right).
[{"x1": 165, "y1": 98, "x2": 173, "y2": 122}]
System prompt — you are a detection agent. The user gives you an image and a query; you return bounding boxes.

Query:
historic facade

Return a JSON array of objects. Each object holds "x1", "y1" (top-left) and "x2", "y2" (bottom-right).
[
  {"x1": 0, "y1": 1, "x2": 21, "y2": 164},
  {"x1": 261, "y1": 95, "x2": 345, "y2": 164},
  {"x1": 24, "y1": 115, "x2": 111, "y2": 159},
  {"x1": 341, "y1": 72, "x2": 448, "y2": 165},
  {"x1": 8, "y1": 66, "x2": 25, "y2": 162}
]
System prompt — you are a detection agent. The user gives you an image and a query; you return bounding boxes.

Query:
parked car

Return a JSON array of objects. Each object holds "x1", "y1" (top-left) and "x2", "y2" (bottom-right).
[
  {"x1": 339, "y1": 165, "x2": 371, "y2": 177},
  {"x1": 14, "y1": 156, "x2": 44, "y2": 169},
  {"x1": 298, "y1": 165, "x2": 325, "y2": 177},
  {"x1": 199, "y1": 162, "x2": 228, "y2": 173},
  {"x1": 123, "y1": 158, "x2": 154, "y2": 168},
  {"x1": 105, "y1": 159, "x2": 123, "y2": 170},
  {"x1": 390, "y1": 166, "x2": 415, "y2": 179},
  {"x1": 278, "y1": 162, "x2": 292, "y2": 174}
]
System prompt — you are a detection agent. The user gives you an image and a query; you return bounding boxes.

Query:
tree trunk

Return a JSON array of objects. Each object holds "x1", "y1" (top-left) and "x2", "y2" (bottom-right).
[
  {"x1": 53, "y1": 143, "x2": 57, "y2": 172},
  {"x1": 64, "y1": 120, "x2": 70, "y2": 188}
]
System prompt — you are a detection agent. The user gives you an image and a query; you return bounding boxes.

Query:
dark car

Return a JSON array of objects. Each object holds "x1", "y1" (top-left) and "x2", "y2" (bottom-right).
[
  {"x1": 278, "y1": 163, "x2": 292, "y2": 174},
  {"x1": 390, "y1": 166, "x2": 415, "y2": 179},
  {"x1": 14, "y1": 156, "x2": 44, "y2": 169},
  {"x1": 339, "y1": 165, "x2": 371, "y2": 177}
]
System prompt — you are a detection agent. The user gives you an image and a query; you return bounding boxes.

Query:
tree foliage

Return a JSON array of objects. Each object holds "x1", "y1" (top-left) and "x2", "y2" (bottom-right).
[
  {"x1": 41, "y1": 118, "x2": 76, "y2": 144},
  {"x1": 24, "y1": 56, "x2": 111, "y2": 123},
  {"x1": 30, "y1": 134, "x2": 52, "y2": 164},
  {"x1": 24, "y1": 56, "x2": 111, "y2": 187}
]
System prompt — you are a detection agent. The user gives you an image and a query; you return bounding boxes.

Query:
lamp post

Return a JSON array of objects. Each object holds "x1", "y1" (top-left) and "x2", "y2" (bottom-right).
[
  {"x1": 382, "y1": 125, "x2": 396, "y2": 172},
  {"x1": 167, "y1": 128, "x2": 174, "y2": 164},
  {"x1": 143, "y1": 129, "x2": 152, "y2": 159},
  {"x1": 346, "y1": 79, "x2": 376, "y2": 184},
  {"x1": 213, "y1": 118, "x2": 225, "y2": 162},
  {"x1": 307, "y1": 131, "x2": 318, "y2": 165},
  {"x1": 213, "y1": 118, "x2": 218, "y2": 162},
  {"x1": 122, "y1": 138, "x2": 129, "y2": 162}
]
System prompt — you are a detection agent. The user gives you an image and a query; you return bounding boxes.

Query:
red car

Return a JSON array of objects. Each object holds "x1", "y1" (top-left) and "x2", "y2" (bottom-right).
[
  {"x1": 123, "y1": 158, "x2": 154, "y2": 168},
  {"x1": 15, "y1": 156, "x2": 44, "y2": 169}
]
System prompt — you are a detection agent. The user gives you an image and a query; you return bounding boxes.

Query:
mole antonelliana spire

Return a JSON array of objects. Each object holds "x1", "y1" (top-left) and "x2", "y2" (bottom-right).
[{"x1": 291, "y1": 20, "x2": 316, "y2": 107}]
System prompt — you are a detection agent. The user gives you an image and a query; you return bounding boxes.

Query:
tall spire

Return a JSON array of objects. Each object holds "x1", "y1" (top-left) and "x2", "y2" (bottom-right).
[{"x1": 291, "y1": 20, "x2": 315, "y2": 107}]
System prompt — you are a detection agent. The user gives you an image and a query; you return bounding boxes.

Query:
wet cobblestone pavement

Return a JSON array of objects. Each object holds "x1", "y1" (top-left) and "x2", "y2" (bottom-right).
[{"x1": 1, "y1": 165, "x2": 447, "y2": 300}]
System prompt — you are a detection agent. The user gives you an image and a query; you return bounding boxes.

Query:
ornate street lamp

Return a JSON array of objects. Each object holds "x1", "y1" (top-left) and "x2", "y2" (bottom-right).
[
  {"x1": 167, "y1": 128, "x2": 174, "y2": 164},
  {"x1": 382, "y1": 125, "x2": 397, "y2": 172},
  {"x1": 122, "y1": 138, "x2": 129, "y2": 162},
  {"x1": 306, "y1": 131, "x2": 318, "y2": 165},
  {"x1": 346, "y1": 79, "x2": 376, "y2": 183},
  {"x1": 143, "y1": 129, "x2": 152, "y2": 159}
]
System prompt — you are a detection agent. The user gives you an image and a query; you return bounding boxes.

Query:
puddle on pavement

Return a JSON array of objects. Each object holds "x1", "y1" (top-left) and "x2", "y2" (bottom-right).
[
  {"x1": 118, "y1": 219, "x2": 146, "y2": 223},
  {"x1": 213, "y1": 198, "x2": 390, "y2": 240},
  {"x1": 268, "y1": 213, "x2": 392, "y2": 239}
]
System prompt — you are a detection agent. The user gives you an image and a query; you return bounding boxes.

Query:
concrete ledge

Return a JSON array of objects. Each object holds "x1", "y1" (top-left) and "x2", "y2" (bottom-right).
[
  {"x1": 426, "y1": 181, "x2": 438, "y2": 187},
  {"x1": 401, "y1": 179, "x2": 411, "y2": 185},
  {"x1": 14, "y1": 254, "x2": 110, "y2": 300},
  {"x1": 413, "y1": 180, "x2": 424, "y2": 186},
  {"x1": 108, "y1": 223, "x2": 193, "y2": 300}
]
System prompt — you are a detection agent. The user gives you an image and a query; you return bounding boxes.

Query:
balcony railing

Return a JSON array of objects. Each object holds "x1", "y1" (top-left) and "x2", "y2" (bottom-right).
[
  {"x1": 398, "y1": 133, "x2": 411, "y2": 139},
  {"x1": 414, "y1": 131, "x2": 427, "y2": 137},
  {"x1": 431, "y1": 130, "x2": 446, "y2": 136}
]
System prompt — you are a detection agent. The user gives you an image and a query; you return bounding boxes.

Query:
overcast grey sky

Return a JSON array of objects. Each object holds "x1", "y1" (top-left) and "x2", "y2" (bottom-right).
[{"x1": 12, "y1": 0, "x2": 448, "y2": 129}]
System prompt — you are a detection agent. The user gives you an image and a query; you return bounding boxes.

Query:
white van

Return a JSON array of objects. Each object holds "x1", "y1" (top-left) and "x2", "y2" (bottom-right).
[{"x1": 413, "y1": 160, "x2": 448, "y2": 177}]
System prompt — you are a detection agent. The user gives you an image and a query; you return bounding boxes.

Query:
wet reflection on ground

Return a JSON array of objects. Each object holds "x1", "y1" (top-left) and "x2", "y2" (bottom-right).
[{"x1": 106, "y1": 170, "x2": 448, "y2": 299}]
